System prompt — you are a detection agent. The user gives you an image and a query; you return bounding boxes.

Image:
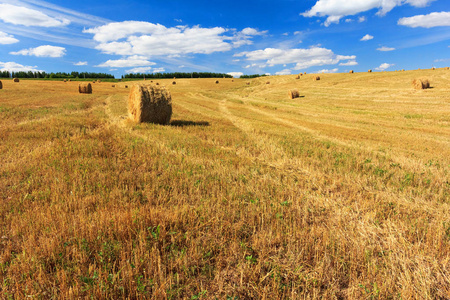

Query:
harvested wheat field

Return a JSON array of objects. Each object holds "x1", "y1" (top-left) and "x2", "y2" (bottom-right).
[{"x1": 0, "y1": 70, "x2": 450, "y2": 299}]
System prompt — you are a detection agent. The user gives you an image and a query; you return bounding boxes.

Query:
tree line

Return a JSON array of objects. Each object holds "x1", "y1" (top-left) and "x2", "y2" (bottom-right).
[
  {"x1": 0, "y1": 71, "x2": 114, "y2": 79},
  {"x1": 239, "y1": 74, "x2": 268, "y2": 79},
  {"x1": 124, "y1": 72, "x2": 233, "y2": 79}
]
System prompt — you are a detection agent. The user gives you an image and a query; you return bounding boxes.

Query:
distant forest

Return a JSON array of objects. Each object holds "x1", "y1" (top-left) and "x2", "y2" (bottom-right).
[
  {"x1": 0, "y1": 70, "x2": 265, "y2": 79},
  {"x1": 0, "y1": 71, "x2": 114, "y2": 79},
  {"x1": 124, "y1": 72, "x2": 233, "y2": 79}
]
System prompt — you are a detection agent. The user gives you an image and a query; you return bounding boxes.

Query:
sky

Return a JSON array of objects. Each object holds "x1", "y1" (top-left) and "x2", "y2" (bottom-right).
[{"x1": 0, "y1": 0, "x2": 449, "y2": 78}]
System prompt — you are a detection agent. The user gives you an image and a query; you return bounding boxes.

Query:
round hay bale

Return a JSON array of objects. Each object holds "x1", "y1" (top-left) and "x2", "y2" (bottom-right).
[
  {"x1": 128, "y1": 84, "x2": 172, "y2": 125},
  {"x1": 78, "y1": 83, "x2": 92, "y2": 94},
  {"x1": 232, "y1": 80, "x2": 234, "y2": 82},
  {"x1": 215, "y1": 80, "x2": 219, "y2": 84},
  {"x1": 368, "y1": 70, "x2": 372, "y2": 73},
  {"x1": 125, "y1": 85, "x2": 128, "y2": 88},
  {"x1": 349, "y1": 70, "x2": 354, "y2": 74},
  {"x1": 288, "y1": 89, "x2": 300, "y2": 99},
  {"x1": 68, "y1": 79, "x2": 72, "y2": 82},
  {"x1": 13, "y1": 78, "x2": 19, "y2": 83},
  {"x1": 304, "y1": 72, "x2": 307, "y2": 75},
  {"x1": 412, "y1": 79, "x2": 430, "y2": 90},
  {"x1": 432, "y1": 67, "x2": 436, "y2": 70},
  {"x1": 112, "y1": 84, "x2": 116, "y2": 88},
  {"x1": 295, "y1": 75, "x2": 300, "y2": 79},
  {"x1": 97, "y1": 80, "x2": 101, "y2": 83},
  {"x1": 313, "y1": 76, "x2": 320, "y2": 81},
  {"x1": 0, "y1": 80, "x2": 2, "y2": 89},
  {"x1": 266, "y1": 81, "x2": 270, "y2": 84},
  {"x1": 246, "y1": 82, "x2": 250, "y2": 85},
  {"x1": 172, "y1": 81, "x2": 176, "y2": 85},
  {"x1": 402, "y1": 69, "x2": 405, "y2": 71},
  {"x1": 445, "y1": 67, "x2": 449, "y2": 70},
  {"x1": 155, "y1": 82, "x2": 159, "y2": 85},
  {"x1": 63, "y1": 79, "x2": 67, "y2": 82}
]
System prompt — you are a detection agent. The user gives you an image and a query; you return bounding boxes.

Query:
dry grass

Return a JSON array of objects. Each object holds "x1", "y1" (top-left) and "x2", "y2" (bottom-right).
[{"x1": 0, "y1": 72, "x2": 450, "y2": 299}]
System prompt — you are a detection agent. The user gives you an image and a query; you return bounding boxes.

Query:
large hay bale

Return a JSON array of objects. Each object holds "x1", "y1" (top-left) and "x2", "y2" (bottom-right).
[
  {"x1": 313, "y1": 76, "x2": 320, "y2": 81},
  {"x1": 0, "y1": 80, "x2": 2, "y2": 89},
  {"x1": 13, "y1": 78, "x2": 19, "y2": 82},
  {"x1": 288, "y1": 89, "x2": 300, "y2": 99},
  {"x1": 78, "y1": 83, "x2": 92, "y2": 94},
  {"x1": 368, "y1": 70, "x2": 372, "y2": 73},
  {"x1": 128, "y1": 84, "x2": 172, "y2": 124},
  {"x1": 412, "y1": 79, "x2": 430, "y2": 90}
]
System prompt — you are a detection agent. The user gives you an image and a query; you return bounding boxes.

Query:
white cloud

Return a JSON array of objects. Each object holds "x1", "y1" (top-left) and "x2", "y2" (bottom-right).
[
  {"x1": 96, "y1": 55, "x2": 156, "y2": 68},
  {"x1": 301, "y1": 0, "x2": 435, "y2": 26},
  {"x1": 360, "y1": 34, "x2": 374, "y2": 41},
  {"x1": 375, "y1": 63, "x2": 394, "y2": 70},
  {"x1": 74, "y1": 61, "x2": 88, "y2": 66},
  {"x1": 0, "y1": 31, "x2": 19, "y2": 44},
  {"x1": 227, "y1": 72, "x2": 244, "y2": 78},
  {"x1": 282, "y1": 32, "x2": 289, "y2": 36},
  {"x1": 398, "y1": 11, "x2": 450, "y2": 28},
  {"x1": 153, "y1": 67, "x2": 165, "y2": 73},
  {"x1": 275, "y1": 69, "x2": 292, "y2": 75},
  {"x1": 318, "y1": 68, "x2": 339, "y2": 73},
  {"x1": 345, "y1": 18, "x2": 353, "y2": 23},
  {"x1": 0, "y1": 4, "x2": 70, "y2": 27},
  {"x1": 377, "y1": 46, "x2": 395, "y2": 51},
  {"x1": 358, "y1": 16, "x2": 367, "y2": 22},
  {"x1": 339, "y1": 60, "x2": 358, "y2": 66},
  {"x1": 126, "y1": 66, "x2": 153, "y2": 74},
  {"x1": 84, "y1": 21, "x2": 263, "y2": 56},
  {"x1": 236, "y1": 47, "x2": 356, "y2": 70},
  {"x1": 0, "y1": 61, "x2": 41, "y2": 72},
  {"x1": 10, "y1": 45, "x2": 66, "y2": 57}
]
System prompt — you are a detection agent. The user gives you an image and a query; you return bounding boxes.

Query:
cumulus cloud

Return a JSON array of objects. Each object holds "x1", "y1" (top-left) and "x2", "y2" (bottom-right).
[
  {"x1": 0, "y1": 61, "x2": 41, "y2": 72},
  {"x1": 10, "y1": 45, "x2": 66, "y2": 57},
  {"x1": 339, "y1": 60, "x2": 358, "y2": 66},
  {"x1": 0, "y1": 31, "x2": 19, "y2": 44},
  {"x1": 96, "y1": 55, "x2": 156, "y2": 68},
  {"x1": 236, "y1": 47, "x2": 356, "y2": 70},
  {"x1": 84, "y1": 21, "x2": 263, "y2": 56},
  {"x1": 317, "y1": 68, "x2": 339, "y2": 73},
  {"x1": 0, "y1": 4, "x2": 70, "y2": 27},
  {"x1": 360, "y1": 34, "x2": 374, "y2": 41},
  {"x1": 301, "y1": 0, "x2": 435, "y2": 26},
  {"x1": 398, "y1": 11, "x2": 450, "y2": 28},
  {"x1": 227, "y1": 72, "x2": 244, "y2": 78},
  {"x1": 126, "y1": 67, "x2": 153, "y2": 74},
  {"x1": 275, "y1": 69, "x2": 292, "y2": 75},
  {"x1": 358, "y1": 16, "x2": 367, "y2": 22},
  {"x1": 377, "y1": 46, "x2": 395, "y2": 51},
  {"x1": 74, "y1": 61, "x2": 88, "y2": 66},
  {"x1": 375, "y1": 63, "x2": 394, "y2": 70}
]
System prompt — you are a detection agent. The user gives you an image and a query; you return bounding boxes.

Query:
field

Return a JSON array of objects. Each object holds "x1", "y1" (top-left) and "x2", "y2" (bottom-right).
[{"x1": 0, "y1": 70, "x2": 449, "y2": 299}]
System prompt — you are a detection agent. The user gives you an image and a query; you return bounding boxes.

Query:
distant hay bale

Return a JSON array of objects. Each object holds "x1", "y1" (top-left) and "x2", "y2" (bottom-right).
[
  {"x1": 155, "y1": 83, "x2": 159, "y2": 85},
  {"x1": 232, "y1": 80, "x2": 234, "y2": 82},
  {"x1": 445, "y1": 67, "x2": 449, "y2": 70},
  {"x1": 313, "y1": 76, "x2": 320, "y2": 81},
  {"x1": 128, "y1": 84, "x2": 172, "y2": 125},
  {"x1": 412, "y1": 78, "x2": 430, "y2": 90},
  {"x1": 288, "y1": 89, "x2": 300, "y2": 99},
  {"x1": 295, "y1": 75, "x2": 300, "y2": 79},
  {"x1": 349, "y1": 70, "x2": 354, "y2": 74},
  {"x1": 432, "y1": 67, "x2": 436, "y2": 70},
  {"x1": 125, "y1": 85, "x2": 128, "y2": 88},
  {"x1": 63, "y1": 79, "x2": 67, "y2": 82},
  {"x1": 246, "y1": 82, "x2": 250, "y2": 85},
  {"x1": 173, "y1": 77, "x2": 176, "y2": 80},
  {"x1": 97, "y1": 80, "x2": 101, "y2": 83},
  {"x1": 13, "y1": 78, "x2": 19, "y2": 82},
  {"x1": 0, "y1": 81, "x2": 2, "y2": 89},
  {"x1": 215, "y1": 80, "x2": 219, "y2": 84},
  {"x1": 172, "y1": 81, "x2": 176, "y2": 85},
  {"x1": 368, "y1": 70, "x2": 372, "y2": 73},
  {"x1": 266, "y1": 81, "x2": 270, "y2": 84},
  {"x1": 402, "y1": 69, "x2": 405, "y2": 71},
  {"x1": 68, "y1": 79, "x2": 72, "y2": 82},
  {"x1": 304, "y1": 72, "x2": 307, "y2": 75},
  {"x1": 112, "y1": 84, "x2": 115, "y2": 87},
  {"x1": 78, "y1": 83, "x2": 92, "y2": 94}
]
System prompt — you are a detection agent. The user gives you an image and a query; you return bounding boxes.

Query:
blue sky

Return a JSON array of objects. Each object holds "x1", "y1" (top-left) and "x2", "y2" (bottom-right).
[{"x1": 0, "y1": 0, "x2": 449, "y2": 78}]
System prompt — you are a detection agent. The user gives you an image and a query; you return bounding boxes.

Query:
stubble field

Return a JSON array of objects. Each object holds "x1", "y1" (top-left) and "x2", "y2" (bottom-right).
[{"x1": 0, "y1": 69, "x2": 449, "y2": 299}]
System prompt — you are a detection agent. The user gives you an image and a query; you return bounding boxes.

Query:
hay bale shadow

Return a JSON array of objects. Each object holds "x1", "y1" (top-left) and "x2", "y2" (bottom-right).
[{"x1": 170, "y1": 120, "x2": 210, "y2": 127}]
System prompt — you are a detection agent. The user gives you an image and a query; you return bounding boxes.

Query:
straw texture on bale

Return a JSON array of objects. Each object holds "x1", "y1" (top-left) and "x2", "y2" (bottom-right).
[
  {"x1": 313, "y1": 76, "x2": 320, "y2": 81},
  {"x1": 13, "y1": 78, "x2": 19, "y2": 82},
  {"x1": 412, "y1": 79, "x2": 430, "y2": 90},
  {"x1": 128, "y1": 84, "x2": 172, "y2": 125},
  {"x1": 288, "y1": 89, "x2": 300, "y2": 99},
  {"x1": 0, "y1": 81, "x2": 2, "y2": 89},
  {"x1": 78, "y1": 83, "x2": 92, "y2": 94}
]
